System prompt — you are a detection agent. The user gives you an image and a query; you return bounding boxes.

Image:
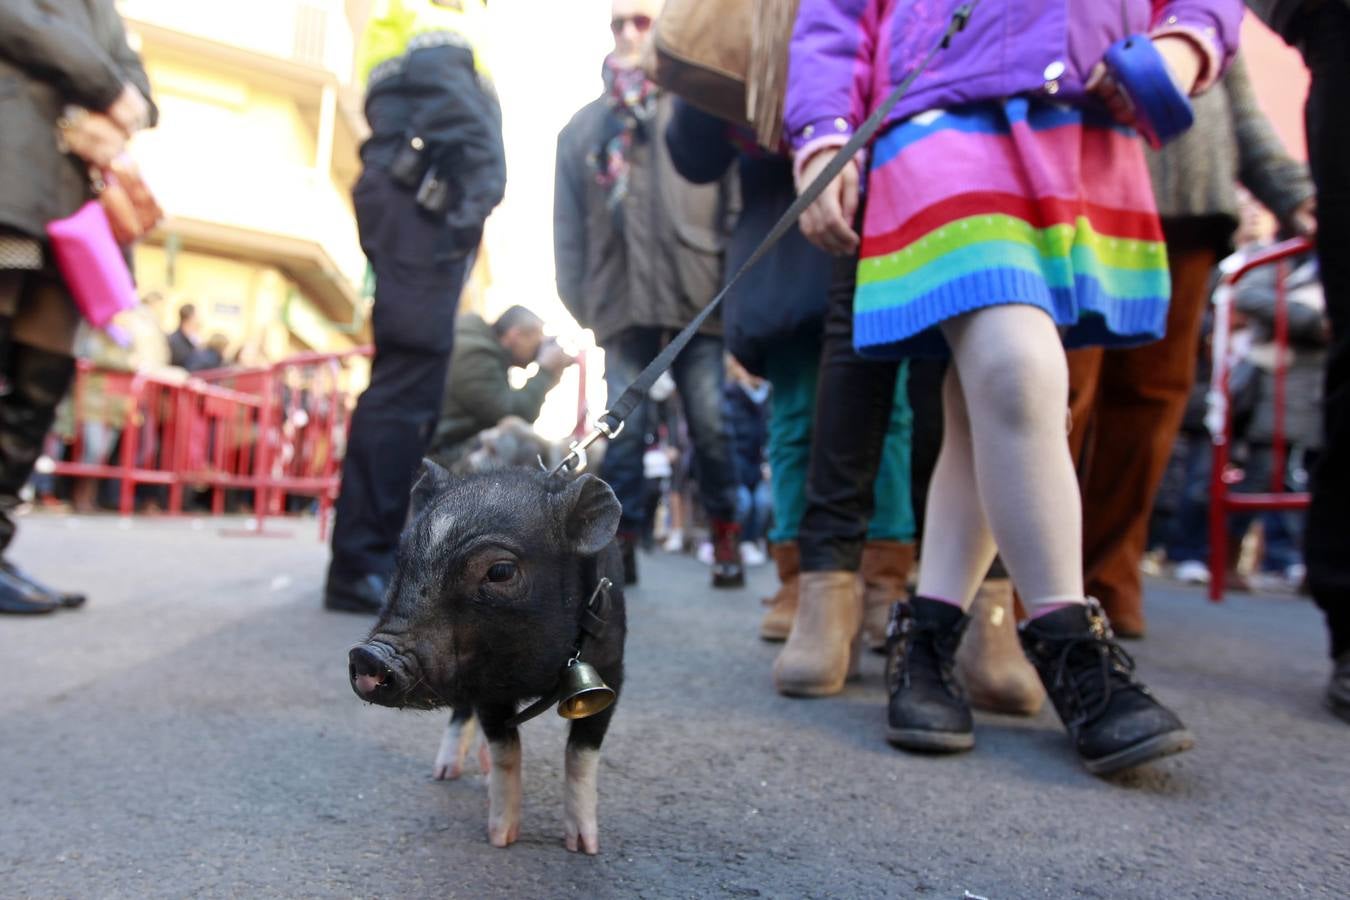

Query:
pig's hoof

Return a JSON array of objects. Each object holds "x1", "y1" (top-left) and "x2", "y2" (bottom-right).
[
  {"x1": 488, "y1": 817, "x2": 520, "y2": 848},
  {"x1": 432, "y1": 760, "x2": 462, "y2": 781},
  {"x1": 564, "y1": 817, "x2": 600, "y2": 855}
]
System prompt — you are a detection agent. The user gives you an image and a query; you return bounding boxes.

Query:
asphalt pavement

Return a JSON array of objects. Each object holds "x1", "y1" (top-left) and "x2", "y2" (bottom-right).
[{"x1": 2, "y1": 513, "x2": 1348, "y2": 898}]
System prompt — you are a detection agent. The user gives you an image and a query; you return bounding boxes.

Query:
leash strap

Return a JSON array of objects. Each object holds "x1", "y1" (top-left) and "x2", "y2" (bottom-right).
[{"x1": 568, "y1": 2, "x2": 979, "y2": 461}]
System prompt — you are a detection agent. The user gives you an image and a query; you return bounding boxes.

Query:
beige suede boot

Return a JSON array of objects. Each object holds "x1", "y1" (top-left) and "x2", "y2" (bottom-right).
[
  {"x1": 860, "y1": 541, "x2": 916, "y2": 652},
  {"x1": 772, "y1": 571, "x2": 864, "y2": 697},
  {"x1": 955, "y1": 577, "x2": 1045, "y2": 716},
  {"x1": 759, "y1": 543, "x2": 800, "y2": 642}
]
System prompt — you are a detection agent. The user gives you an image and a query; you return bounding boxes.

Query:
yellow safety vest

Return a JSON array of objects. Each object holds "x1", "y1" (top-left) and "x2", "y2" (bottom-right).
[{"x1": 356, "y1": 0, "x2": 492, "y2": 85}]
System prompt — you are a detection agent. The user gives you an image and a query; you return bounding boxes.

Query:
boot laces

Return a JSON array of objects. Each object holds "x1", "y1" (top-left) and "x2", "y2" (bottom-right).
[
  {"x1": 1048, "y1": 627, "x2": 1143, "y2": 728},
  {"x1": 886, "y1": 606, "x2": 963, "y2": 697}
]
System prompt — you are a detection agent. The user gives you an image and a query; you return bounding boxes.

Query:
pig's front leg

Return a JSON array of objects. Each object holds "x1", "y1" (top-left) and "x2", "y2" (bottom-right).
[
  {"x1": 563, "y1": 704, "x2": 615, "y2": 855},
  {"x1": 478, "y1": 705, "x2": 522, "y2": 848},
  {"x1": 432, "y1": 705, "x2": 476, "y2": 781}
]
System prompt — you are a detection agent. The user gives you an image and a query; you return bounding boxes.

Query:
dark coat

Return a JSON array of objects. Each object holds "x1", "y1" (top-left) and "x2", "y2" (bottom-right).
[
  {"x1": 1234, "y1": 252, "x2": 1327, "y2": 448},
  {"x1": 168, "y1": 330, "x2": 196, "y2": 369},
  {"x1": 360, "y1": 31, "x2": 506, "y2": 258},
  {"x1": 0, "y1": 0, "x2": 156, "y2": 241},
  {"x1": 1146, "y1": 53, "x2": 1312, "y2": 250},
  {"x1": 554, "y1": 93, "x2": 733, "y2": 347},
  {"x1": 430, "y1": 313, "x2": 560, "y2": 454},
  {"x1": 1246, "y1": 0, "x2": 1350, "y2": 40},
  {"x1": 664, "y1": 100, "x2": 833, "y2": 377}
]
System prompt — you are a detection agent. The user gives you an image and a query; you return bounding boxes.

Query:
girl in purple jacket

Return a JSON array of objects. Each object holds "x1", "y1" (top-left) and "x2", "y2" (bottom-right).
[{"x1": 774, "y1": 0, "x2": 1242, "y2": 775}]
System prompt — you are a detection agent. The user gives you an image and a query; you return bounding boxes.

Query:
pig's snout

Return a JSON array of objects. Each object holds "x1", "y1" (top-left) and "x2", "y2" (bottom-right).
[{"x1": 349, "y1": 645, "x2": 401, "y2": 702}]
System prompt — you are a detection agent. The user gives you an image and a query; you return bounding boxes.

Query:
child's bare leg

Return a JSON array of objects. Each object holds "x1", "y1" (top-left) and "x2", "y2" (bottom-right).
[
  {"x1": 940, "y1": 304, "x2": 1084, "y2": 613},
  {"x1": 914, "y1": 365, "x2": 998, "y2": 608}
]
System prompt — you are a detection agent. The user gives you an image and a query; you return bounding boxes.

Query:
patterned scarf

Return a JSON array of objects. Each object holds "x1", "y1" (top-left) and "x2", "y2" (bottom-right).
[{"x1": 592, "y1": 55, "x2": 658, "y2": 212}]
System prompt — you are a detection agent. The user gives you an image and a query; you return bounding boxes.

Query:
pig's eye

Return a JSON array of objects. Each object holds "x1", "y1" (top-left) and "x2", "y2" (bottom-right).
[{"x1": 485, "y1": 562, "x2": 518, "y2": 583}]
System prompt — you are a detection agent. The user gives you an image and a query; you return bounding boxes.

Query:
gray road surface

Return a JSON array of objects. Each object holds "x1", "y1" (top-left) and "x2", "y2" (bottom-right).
[{"x1": 2, "y1": 513, "x2": 1348, "y2": 898}]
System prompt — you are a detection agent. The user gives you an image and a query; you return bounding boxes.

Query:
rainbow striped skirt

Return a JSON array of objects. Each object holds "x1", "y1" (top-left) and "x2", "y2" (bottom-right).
[{"x1": 854, "y1": 97, "x2": 1170, "y2": 358}]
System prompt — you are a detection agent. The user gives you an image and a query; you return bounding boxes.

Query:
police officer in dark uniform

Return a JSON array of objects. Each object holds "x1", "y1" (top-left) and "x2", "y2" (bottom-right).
[{"x1": 325, "y1": 0, "x2": 506, "y2": 612}]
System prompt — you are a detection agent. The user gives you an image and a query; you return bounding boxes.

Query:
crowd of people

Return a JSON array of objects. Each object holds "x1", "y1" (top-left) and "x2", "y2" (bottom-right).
[{"x1": 1, "y1": 0, "x2": 1346, "y2": 775}]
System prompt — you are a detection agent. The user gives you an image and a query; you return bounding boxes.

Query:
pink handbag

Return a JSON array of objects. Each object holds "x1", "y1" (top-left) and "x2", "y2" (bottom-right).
[{"x1": 45, "y1": 198, "x2": 137, "y2": 345}]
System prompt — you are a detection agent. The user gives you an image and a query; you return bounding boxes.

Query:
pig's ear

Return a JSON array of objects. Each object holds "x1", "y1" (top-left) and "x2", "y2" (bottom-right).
[
  {"x1": 410, "y1": 458, "x2": 451, "y2": 517},
  {"x1": 561, "y1": 474, "x2": 622, "y2": 556}
]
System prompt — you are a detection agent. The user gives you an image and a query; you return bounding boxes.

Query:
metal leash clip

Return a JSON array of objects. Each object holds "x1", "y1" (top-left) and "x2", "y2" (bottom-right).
[{"x1": 548, "y1": 413, "x2": 625, "y2": 479}]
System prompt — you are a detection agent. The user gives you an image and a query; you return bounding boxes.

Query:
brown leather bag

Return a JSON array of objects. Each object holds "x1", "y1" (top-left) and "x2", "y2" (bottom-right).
[
  {"x1": 97, "y1": 157, "x2": 163, "y2": 246},
  {"x1": 642, "y1": 0, "x2": 799, "y2": 148}
]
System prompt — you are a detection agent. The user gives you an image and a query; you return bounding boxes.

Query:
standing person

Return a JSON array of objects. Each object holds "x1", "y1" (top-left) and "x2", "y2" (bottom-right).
[
  {"x1": 428, "y1": 305, "x2": 576, "y2": 459},
  {"x1": 1228, "y1": 250, "x2": 1327, "y2": 587},
  {"x1": 0, "y1": 0, "x2": 155, "y2": 615},
  {"x1": 167, "y1": 303, "x2": 201, "y2": 370},
  {"x1": 786, "y1": 0, "x2": 1241, "y2": 773},
  {"x1": 1067, "y1": 54, "x2": 1314, "y2": 637},
  {"x1": 721, "y1": 356, "x2": 772, "y2": 568},
  {"x1": 1245, "y1": 0, "x2": 1350, "y2": 724},
  {"x1": 325, "y1": 0, "x2": 505, "y2": 613},
  {"x1": 663, "y1": 100, "x2": 919, "y2": 649},
  {"x1": 554, "y1": 0, "x2": 743, "y2": 588},
  {"x1": 193, "y1": 334, "x2": 229, "y2": 372}
]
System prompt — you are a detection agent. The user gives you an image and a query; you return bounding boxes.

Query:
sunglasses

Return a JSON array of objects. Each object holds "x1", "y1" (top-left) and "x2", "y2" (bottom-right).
[{"x1": 610, "y1": 13, "x2": 653, "y2": 34}]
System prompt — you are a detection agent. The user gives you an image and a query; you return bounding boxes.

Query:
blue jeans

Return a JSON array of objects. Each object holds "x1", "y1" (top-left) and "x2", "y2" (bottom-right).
[
  {"x1": 1161, "y1": 431, "x2": 1212, "y2": 563},
  {"x1": 1231, "y1": 443, "x2": 1312, "y2": 573},
  {"x1": 736, "y1": 480, "x2": 773, "y2": 544},
  {"x1": 601, "y1": 328, "x2": 737, "y2": 530}
]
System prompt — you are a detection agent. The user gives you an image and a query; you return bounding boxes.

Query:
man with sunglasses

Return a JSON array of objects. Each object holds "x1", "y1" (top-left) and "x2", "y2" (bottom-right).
[{"x1": 554, "y1": 0, "x2": 745, "y2": 589}]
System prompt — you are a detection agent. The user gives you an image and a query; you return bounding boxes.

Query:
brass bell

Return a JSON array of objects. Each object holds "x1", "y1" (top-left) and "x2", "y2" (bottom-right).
[{"x1": 555, "y1": 659, "x2": 615, "y2": 720}]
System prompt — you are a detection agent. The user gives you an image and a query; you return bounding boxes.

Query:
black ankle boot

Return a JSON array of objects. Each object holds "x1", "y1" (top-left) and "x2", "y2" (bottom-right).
[
  {"x1": 885, "y1": 597, "x2": 974, "y2": 752},
  {"x1": 0, "y1": 343, "x2": 84, "y2": 612},
  {"x1": 1020, "y1": 600, "x2": 1193, "y2": 775}
]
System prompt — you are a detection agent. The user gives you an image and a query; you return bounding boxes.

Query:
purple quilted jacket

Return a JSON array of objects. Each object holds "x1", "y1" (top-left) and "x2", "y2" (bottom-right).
[{"x1": 786, "y1": 0, "x2": 1244, "y2": 165}]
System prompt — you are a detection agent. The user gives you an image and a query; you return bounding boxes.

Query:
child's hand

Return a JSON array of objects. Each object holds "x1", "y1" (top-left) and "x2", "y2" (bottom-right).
[
  {"x1": 1289, "y1": 196, "x2": 1318, "y2": 239},
  {"x1": 1152, "y1": 34, "x2": 1204, "y2": 96},
  {"x1": 1087, "y1": 64, "x2": 1135, "y2": 127},
  {"x1": 796, "y1": 148, "x2": 860, "y2": 257},
  {"x1": 1088, "y1": 34, "x2": 1206, "y2": 128}
]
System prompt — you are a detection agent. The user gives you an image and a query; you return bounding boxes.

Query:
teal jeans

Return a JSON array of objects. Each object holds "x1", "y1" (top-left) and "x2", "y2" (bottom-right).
[{"x1": 763, "y1": 332, "x2": 914, "y2": 544}]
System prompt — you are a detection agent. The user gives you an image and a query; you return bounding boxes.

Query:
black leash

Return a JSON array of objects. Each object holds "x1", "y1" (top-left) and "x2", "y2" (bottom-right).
[{"x1": 551, "y1": 2, "x2": 980, "y2": 477}]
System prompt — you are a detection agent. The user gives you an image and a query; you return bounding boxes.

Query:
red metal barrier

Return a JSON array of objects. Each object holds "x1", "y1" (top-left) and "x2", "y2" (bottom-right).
[
  {"x1": 48, "y1": 340, "x2": 586, "y2": 539},
  {"x1": 49, "y1": 347, "x2": 373, "y2": 537},
  {"x1": 50, "y1": 362, "x2": 186, "y2": 516},
  {"x1": 1206, "y1": 237, "x2": 1314, "y2": 601}
]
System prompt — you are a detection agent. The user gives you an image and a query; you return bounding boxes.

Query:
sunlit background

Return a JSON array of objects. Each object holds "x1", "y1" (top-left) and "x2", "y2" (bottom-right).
[{"x1": 113, "y1": 0, "x2": 1309, "y2": 443}]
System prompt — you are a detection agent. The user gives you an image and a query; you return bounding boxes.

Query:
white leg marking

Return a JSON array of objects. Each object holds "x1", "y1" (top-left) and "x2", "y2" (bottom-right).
[
  {"x1": 563, "y1": 746, "x2": 601, "y2": 855},
  {"x1": 432, "y1": 717, "x2": 468, "y2": 780},
  {"x1": 477, "y1": 732, "x2": 492, "y2": 775},
  {"x1": 486, "y1": 739, "x2": 522, "y2": 848}
]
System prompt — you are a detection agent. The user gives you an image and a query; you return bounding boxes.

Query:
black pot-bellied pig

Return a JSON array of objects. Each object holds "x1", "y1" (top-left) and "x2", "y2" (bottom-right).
[{"x1": 348, "y1": 462, "x2": 626, "y2": 854}]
